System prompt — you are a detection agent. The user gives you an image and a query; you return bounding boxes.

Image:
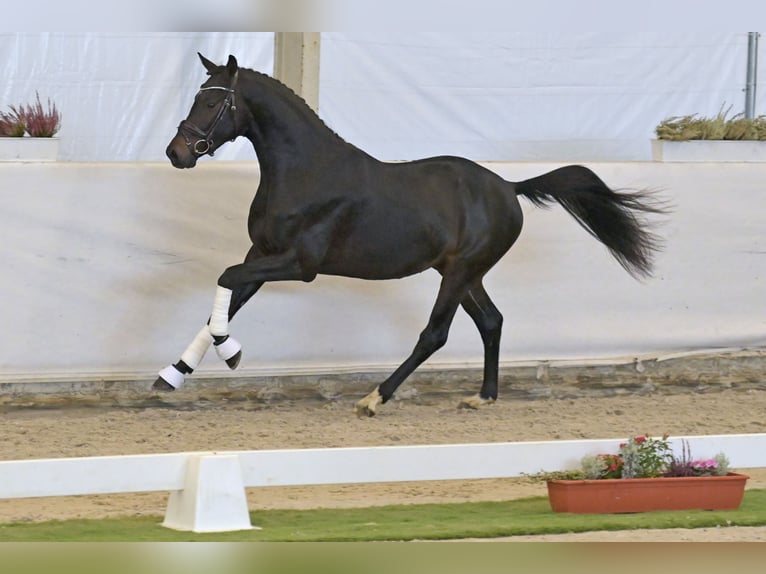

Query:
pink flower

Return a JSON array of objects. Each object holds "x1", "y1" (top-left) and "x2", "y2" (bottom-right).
[{"x1": 634, "y1": 436, "x2": 647, "y2": 444}]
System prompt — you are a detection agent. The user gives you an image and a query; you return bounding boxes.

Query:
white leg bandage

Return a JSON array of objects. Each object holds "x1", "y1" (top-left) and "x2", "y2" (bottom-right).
[
  {"x1": 158, "y1": 365, "x2": 186, "y2": 389},
  {"x1": 209, "y1": 286, "x2": 232, "y2": 336},
  {"x1": 180, "y1": 325, "x2": 214, "y2": 370}
]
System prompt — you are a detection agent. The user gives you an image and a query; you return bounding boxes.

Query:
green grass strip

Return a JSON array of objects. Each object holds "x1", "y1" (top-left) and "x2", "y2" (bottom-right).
[{"x1": 1, "y1": 490, "x2": 764, "y2": 542}]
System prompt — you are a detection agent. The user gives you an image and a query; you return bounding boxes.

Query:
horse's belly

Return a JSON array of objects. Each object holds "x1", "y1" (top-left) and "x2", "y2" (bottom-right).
[{"x1": 321, "y1": 230, "x2": 442, "y2": 280}]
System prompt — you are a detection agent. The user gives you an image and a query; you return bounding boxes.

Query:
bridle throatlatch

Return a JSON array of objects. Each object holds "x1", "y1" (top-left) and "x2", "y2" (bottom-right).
[{"x1": 178, "y1": 70, "x2": 239, "y2": 156}]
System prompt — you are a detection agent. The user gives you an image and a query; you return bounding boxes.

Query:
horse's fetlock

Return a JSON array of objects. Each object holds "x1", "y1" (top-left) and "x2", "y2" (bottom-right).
[{"x1": 174, "y1": 360, "x2": 193, "y2": 375}]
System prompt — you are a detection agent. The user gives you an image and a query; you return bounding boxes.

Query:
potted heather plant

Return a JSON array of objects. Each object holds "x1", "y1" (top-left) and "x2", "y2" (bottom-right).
[
  {"x1": 0, "y1": 109, "x2": 26, "y2": 137},
  {"x1": 651, "y1": 105, "x2": 766, "y2": 162},
  {"x1": 534, "y1": 434, "x2": 749, "y2": 514},
  {"x1": 0, "y1": 92, "x2": 61, "y2": 162}
]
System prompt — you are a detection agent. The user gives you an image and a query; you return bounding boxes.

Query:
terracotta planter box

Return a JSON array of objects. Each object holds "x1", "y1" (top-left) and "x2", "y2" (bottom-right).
[{"x1": 547, "y1": 472, "x2": 749, "y2": 514}]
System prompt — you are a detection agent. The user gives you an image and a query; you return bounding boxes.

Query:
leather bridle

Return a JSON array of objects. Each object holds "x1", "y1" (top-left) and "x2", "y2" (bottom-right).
[{"x1": 178, "y1": 71, "x2": 239, "y2": 156}]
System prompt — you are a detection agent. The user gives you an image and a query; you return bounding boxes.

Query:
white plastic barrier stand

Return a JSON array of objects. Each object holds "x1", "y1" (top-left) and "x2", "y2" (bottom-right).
[{"x1": 162, "y1": 453, "x2": 254, "y2": 533}]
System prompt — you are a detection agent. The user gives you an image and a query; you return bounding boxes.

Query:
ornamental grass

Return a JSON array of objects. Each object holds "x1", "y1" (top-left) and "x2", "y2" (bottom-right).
[
  {"x1": 0, "y1": 109, "x2": 25, "y2": 137},
  {"x1": 656, "y1": 105, "x2": 766, "y2": 141}
]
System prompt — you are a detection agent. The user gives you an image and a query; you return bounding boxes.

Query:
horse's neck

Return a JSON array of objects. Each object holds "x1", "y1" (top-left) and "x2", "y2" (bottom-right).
[{"x1": 241, "y1": 72, "x2": 349, "y2": 172}]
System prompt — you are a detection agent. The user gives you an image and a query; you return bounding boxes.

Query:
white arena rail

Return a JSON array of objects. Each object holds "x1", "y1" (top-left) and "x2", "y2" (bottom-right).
[{"x1": 1, "y1": 434, "x2": 764, "y2": 533}]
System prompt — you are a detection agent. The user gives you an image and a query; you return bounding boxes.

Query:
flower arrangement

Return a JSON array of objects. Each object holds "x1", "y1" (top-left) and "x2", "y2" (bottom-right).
[
  {"x1": 542, "y1": 435, "x2": 746, "y2": 514},
  {"x1": 0, "y1": 92, "x2": 61, "y2": 138},
  {"x1": 587, "y1": 434, "x2": 730, "y2": 479},
  {"x1": 529, "y1": 434, "x2": 731, "y2": 482}
]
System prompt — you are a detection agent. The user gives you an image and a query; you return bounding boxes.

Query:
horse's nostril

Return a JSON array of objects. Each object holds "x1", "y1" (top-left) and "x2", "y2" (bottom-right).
[{"x1": 167, "y1": 147, "x2": 177, "y2": 162}]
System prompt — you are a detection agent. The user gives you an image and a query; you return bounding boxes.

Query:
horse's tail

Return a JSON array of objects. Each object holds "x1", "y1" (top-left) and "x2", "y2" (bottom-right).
[{"x1": 514, "y1": 165, "x2": 666, "y2": 279}]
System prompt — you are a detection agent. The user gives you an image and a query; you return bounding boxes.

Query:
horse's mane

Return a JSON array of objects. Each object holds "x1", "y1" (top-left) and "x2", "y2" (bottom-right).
[{"x1": 242, "y1": 67, "x2": 348, "y2": 146}]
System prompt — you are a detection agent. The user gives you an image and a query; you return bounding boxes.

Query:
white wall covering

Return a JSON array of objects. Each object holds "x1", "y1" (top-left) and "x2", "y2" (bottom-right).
[
  {"x1": 0, "y1": 32, "x2": 273, "y2": 161},
  {"x1": 1, "y1": 161, "x2": 764, "y2": 381},
  {"x1": 1, "y1": 33, "x2": 762, "y2": 162},
  {"x1": 320, "y1": 32, "x2": 762, "y2": 161}
]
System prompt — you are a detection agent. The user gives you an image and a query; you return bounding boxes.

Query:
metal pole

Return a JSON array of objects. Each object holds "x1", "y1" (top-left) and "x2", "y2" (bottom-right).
[{"x1": 744, "y1": 32, "x2": 759, "y2": 119}]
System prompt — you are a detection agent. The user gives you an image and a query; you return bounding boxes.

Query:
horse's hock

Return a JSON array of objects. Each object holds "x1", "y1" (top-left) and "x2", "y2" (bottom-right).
[{"x1": 2, "y1": 348, "x2": 764, "y2": 409}]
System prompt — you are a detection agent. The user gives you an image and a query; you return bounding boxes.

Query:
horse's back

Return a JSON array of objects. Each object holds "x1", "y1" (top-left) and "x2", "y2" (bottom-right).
[{"x1": 317, "y1": 154, "x2": 523, "y2": 279}]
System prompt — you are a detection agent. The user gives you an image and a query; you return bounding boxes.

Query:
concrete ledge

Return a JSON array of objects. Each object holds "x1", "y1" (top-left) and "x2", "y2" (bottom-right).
[
  {"x1": 652, "y1": 139, "x2": 766, "y2": 162},
  {"x1": 0, "y1": 137, "x2": 59, "y2": 162},
  {"x1": 1, "y1": 348, "x2": 764, "y2": 409}
]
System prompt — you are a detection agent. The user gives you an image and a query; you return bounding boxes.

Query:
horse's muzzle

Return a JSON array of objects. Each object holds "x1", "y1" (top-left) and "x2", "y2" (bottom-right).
[{"x1": 166, "y1": 135, "x2": 197, "y2": 169}]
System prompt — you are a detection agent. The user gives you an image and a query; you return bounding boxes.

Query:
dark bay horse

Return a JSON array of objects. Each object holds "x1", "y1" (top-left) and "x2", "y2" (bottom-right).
[{"x1": 155, "y1": 53, "x2": 664, "y2": 416}]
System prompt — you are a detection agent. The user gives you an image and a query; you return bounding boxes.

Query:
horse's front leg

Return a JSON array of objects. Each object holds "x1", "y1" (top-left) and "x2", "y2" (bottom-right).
[
  {"x1": 205, "y1": 251, "x2": 309, "y2": 366},
  {"x1": 152, "y1": 283, "x2": 261, "y2": 391},
  {"x1": 153, "y1": 249, "x2": 307, "y2": 391},
  {"x1": 207, "y1": 285, "x2": 244, "y2": 368}
]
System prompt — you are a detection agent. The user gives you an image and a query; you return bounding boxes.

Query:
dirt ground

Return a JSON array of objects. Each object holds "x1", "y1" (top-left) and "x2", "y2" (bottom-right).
[{"x1": 1, "y1": 388, "x2": 765, "y2": 541}]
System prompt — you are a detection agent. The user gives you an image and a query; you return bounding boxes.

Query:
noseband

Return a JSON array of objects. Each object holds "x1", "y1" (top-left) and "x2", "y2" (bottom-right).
[{"x1": 178, "y1": 72, "x2": 239, "y2": 156}]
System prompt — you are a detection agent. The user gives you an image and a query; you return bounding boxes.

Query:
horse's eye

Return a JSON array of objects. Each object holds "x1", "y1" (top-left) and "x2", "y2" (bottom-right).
[{"x1": 207, "y1": 102, "x2": 217, "y2": 108}]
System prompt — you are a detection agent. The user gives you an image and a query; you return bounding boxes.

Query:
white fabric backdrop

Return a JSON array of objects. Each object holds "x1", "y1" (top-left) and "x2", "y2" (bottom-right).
[
  {"x1": 0, "y1": 32, "x2": 273, "y2": 161},
  {"x1": 1, "y1": 32, "x2": 762, "y2": 161},
  {"x1": 320, "y1": 32, "x2": 760, "y2": 161}
]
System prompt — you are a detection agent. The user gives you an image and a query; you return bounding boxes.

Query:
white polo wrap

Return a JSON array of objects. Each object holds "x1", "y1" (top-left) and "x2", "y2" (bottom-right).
[
  {"x1": 209, "y1": 286, "x2": 232, "y2": 336},
  {"x1": 214, "y1": 336, "x2": 242, "y2": 361},
  {"x1": 180, "y1": 325, "x2": 214, "y2": 369},
  {"x1": 158, "y1": 365, "x2": 185, "y2": 389}
]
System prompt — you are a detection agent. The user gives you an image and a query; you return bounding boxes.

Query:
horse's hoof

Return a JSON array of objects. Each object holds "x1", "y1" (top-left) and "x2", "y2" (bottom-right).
[
  {"x1": 225, "y1": 350, "x2": 242, "y2": 370},
  {"x1": 152, "y1": 377, "x2": 175, "y2": 392},
  {"x1": 355, "y1": 404, "x2": 376, "y2": 418},
  {"x1": 355, "y1": 389, "x2": 382, "y2": 418},
  {"x1": 458, "y1": 394, "x2": 496, "y2": 410}
]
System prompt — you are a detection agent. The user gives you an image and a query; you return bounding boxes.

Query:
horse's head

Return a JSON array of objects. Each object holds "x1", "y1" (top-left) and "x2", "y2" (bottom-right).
[{"x1": 166, "y1": 53, "x2": 245, "y2": 169}]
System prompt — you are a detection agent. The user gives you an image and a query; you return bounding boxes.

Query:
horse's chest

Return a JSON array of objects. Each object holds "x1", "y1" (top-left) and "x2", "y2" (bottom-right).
[
  {"x1": 248, "y1": 218, "x2": 283, "y2": 253},
  {"x1": 248, "y1": 205, "x2": 307, "y2": 253}
]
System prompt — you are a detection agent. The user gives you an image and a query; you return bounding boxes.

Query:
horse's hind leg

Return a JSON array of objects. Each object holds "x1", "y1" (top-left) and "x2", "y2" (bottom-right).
[
  {"x1": 456, "y1": 282, "x2": 503, "y2": 409},
  {"x1": 355, "y1": 267, "x2": 470, "y2": 417},
  {"x1": 152, "y1": 282, "x2": 262, "y2": 391}
]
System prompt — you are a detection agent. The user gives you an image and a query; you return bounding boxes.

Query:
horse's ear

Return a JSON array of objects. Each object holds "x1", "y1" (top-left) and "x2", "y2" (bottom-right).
[
  {"x1": 226, "y1": 55, "x2": 238, "y2": 76},
  {"x1": 198, "y1": 52, "x2": 219, "y2": 75}
]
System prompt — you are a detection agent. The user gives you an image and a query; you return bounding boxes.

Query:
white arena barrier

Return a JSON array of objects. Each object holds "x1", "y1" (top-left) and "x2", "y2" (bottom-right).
[
  {"x1": 1, "y1": 434, "x2": 764, "y2": 533},
  {"x1": 3, "y1": 161, "x2": 766, "y2": 383}
]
